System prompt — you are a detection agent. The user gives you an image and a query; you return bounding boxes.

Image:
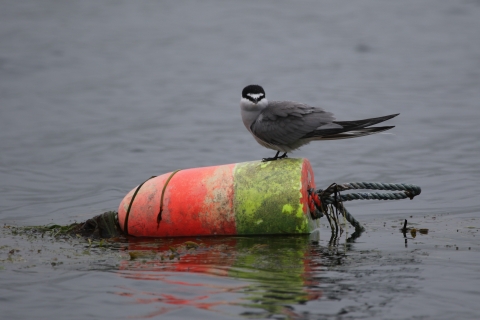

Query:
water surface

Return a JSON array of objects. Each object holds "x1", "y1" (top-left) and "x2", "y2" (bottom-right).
[{"x1": 1, "y1": 0, "x2": 480, "y2": 318}]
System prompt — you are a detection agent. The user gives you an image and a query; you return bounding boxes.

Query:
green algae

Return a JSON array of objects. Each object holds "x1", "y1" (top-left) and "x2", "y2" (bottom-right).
[{"x1": 233, "y1": 159, "x2": 310, "y2": 235}]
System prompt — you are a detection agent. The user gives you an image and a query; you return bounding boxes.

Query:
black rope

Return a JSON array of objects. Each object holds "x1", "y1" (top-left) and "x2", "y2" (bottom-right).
[
  {"x1": 314, "y1": 182, "x2": 421, "y2": 234},
  {"x1": 123, "y1": 170, "x2": 182, "y2": 236},
  {"x1": 157, "y1": 169, "x2": 182, "y2": 226},
  {"x1": 123, "y1": 176, "x2": 157, "y2": 236}
]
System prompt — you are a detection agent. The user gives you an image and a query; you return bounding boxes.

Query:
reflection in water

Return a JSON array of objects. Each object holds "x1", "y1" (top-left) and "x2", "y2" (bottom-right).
[
  {"x1": 0, "y1": 218, "x2": 426, "y2": 318},
  {"x1": 115, "y1": 232, "x2": 349, "y2": 318},
  {"x1": 2, "y1": 217, "x2": 423, "y2": 318}
]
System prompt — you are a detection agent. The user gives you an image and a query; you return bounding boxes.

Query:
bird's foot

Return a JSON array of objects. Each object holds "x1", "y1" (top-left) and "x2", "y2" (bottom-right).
[
  {"x1": 262, "y1": 156, "x2": 279, "y2": 162},
  {"x1": 261, "y1": 152, "x2": 288, "y2": 162}
]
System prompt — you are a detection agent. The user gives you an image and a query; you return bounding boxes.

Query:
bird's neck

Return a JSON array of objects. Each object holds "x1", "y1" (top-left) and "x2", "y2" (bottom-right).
[{"x1": 240, "y1": 98, "x2": 268, "y2": 131}]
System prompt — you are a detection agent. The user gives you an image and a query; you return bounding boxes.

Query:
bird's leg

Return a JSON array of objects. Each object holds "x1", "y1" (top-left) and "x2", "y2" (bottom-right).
[
  {"x1": 278, "y1": 152, "x2": 288, "y2": 159},
  {"x1": 262, "y1": 151, "x2": 281, "y2": 162}
]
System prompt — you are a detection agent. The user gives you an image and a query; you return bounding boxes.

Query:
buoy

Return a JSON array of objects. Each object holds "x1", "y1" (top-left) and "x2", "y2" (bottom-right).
[{"x1": 118, "y1": 158, "x2": 317, "y2": 237}]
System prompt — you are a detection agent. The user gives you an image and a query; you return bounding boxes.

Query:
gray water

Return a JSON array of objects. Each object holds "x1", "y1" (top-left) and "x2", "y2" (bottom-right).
[{"x1": 1, "y1": 0, "x2": 480, "y2": 319}]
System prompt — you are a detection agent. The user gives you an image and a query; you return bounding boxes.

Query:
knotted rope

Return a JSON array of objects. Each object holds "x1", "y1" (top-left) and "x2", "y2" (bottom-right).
[{"x1": 310, "y1": 182, "x2": 421, "y2": 233}]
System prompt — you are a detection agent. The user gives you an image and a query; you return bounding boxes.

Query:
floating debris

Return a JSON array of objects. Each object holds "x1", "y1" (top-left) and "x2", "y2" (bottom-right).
[{"x1": 184, "y1": 241, "x2": 200, "y2": 249}]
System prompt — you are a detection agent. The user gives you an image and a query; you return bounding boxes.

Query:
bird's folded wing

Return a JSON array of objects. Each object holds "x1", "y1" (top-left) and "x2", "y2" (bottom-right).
[{"x1": 250, "y1": 101, "x2": 335, "y2": 145}]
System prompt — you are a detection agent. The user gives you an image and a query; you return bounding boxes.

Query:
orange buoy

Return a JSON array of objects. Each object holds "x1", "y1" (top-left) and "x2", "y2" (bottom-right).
[{"x1": 118, "y1": 158, "x2": 317, "y2": 237}]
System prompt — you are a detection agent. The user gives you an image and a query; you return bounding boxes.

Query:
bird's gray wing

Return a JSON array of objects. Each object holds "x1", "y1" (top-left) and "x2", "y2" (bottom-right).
[{"x1": 250, "y1": 100, "x2": 336, "y2": 145}]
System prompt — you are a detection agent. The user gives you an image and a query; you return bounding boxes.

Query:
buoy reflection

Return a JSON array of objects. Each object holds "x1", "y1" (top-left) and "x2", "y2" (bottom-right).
[{"x1": 115, "y1": 235, "x2": 324, "y2": 318}]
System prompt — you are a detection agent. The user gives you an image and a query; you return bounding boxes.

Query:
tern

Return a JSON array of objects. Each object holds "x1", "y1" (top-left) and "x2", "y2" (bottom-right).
[{"x1": 240, "y1": 84, "x2": 398, "y2": 161}]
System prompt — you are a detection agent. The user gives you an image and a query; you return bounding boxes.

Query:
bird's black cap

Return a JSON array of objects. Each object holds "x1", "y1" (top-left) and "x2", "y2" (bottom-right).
[{"x1": 242, "y1": 85, "x2": 265, "y2": 99}]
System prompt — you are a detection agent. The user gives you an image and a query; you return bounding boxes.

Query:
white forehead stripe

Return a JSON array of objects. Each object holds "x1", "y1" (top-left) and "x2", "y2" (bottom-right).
[{"x1": 247, "y1": 93, "x2": 264, "y2": 99}]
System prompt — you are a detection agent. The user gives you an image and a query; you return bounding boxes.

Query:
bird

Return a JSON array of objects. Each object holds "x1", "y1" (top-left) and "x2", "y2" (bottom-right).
[{"x1": 240, "y1": 84, "x2": 399, "y2": 161}]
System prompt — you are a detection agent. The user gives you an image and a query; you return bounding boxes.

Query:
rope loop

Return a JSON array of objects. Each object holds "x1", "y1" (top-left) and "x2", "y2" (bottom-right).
[
  {"x1": 318, "y1": 182, "x2": 421, "y2": 203},
  {"x1": 157, "y1": 169, "x2": 182, "y2": 226},
  {"x1": 315, "y1": 182, "x2": 421, "y2": 234},
  {"x1": 124, "y1": 175, "x2": 157, "y2": 236},
  {"x1": 123, "y1": 169, "x2": 182, "y2": 236}
]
